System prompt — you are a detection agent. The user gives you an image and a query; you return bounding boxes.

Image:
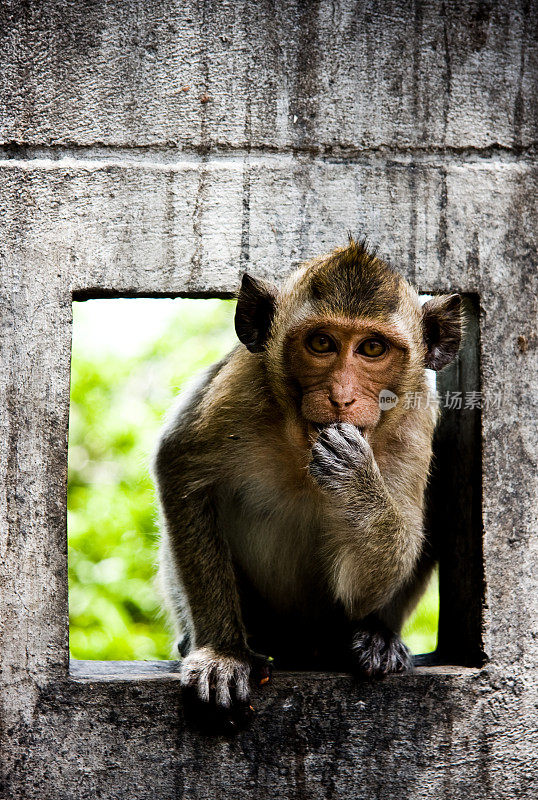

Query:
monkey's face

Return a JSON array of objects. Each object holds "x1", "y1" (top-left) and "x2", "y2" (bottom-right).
[
  {"x1": 234, "y1": 239, "x2": 463, "y2": 435},
  {"x1": 286, "y1": 318, "x2": 408, "y2": 434}
]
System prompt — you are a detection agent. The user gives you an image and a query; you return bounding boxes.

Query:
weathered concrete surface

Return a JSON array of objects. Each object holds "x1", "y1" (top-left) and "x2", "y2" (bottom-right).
[
  {"x1": 0, "y1": 1, "x2": 537, "y2": 798},
  {"x1": 0, "y1": 157, "x2": 534, "y2": 293},
  {"x1": 1, "y1": 665, "x2": 538, "y2": 800},
  {"x1": 1, "y1": 0, "x2": 536, "y2": 149},
  {"x1": 3, "y1": 663, "x2": 538, "y2": 800}
]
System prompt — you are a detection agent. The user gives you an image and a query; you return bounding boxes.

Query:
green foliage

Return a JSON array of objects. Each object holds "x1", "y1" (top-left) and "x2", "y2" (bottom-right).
[
  {"x1": 402, "y1": 570, "x2": 438, "y2": 654},
  {"x1": 68, "y1": 299, "x2": 237, "y2": 660},
  {"x1": 68, "y1": 299, "x2": 438, "y2": 661}
]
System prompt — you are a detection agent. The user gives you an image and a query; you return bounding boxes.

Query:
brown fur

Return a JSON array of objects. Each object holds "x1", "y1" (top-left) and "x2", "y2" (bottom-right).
[{"x1": 153, "y1": 238, "x2": 462, "y2": 717}]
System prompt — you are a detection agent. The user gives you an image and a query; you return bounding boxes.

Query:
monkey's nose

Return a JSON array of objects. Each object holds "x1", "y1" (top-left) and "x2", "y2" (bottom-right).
[{"x1": 328, "y1": 396, "x2": 356, "y2": 409}]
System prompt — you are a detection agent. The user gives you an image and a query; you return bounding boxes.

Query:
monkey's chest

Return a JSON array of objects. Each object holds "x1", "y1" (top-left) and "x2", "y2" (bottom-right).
[{"x1": 218, "y1": 483, "x2": 326, "y2": 614}]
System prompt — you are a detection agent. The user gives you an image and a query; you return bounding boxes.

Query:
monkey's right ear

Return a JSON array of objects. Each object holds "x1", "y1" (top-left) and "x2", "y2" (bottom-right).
[
  {"x1": 421, "y1": 294, "x2": 462, "y2": 370},
  {"x1": 235, "y1": 273, "x2": 279, "y2": 353}
]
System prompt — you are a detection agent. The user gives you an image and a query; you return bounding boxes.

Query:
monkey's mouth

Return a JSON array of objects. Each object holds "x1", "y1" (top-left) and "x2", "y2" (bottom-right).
[{"x1": 308, "y1": 421, "x2": 367, "y2": 439}]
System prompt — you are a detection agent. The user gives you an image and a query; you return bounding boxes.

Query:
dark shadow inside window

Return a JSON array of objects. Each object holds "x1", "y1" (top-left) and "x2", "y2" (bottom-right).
[{"x1": 426, "y1": 295, "x2": 484, "y2": 667}]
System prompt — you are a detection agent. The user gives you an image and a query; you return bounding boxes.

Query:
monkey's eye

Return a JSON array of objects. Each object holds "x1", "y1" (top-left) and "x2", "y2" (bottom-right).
[
  {"x1": 358, "y1": 338, "x2": 387, "y2": 358},
  {"x1": 306, "y1": 333, "x2": 336, "y2": 354}
]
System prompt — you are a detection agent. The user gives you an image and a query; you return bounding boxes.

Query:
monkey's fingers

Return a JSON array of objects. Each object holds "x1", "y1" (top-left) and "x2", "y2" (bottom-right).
[
  {"x1": 180, "y1": 659, "x2": 214, "y2": 703},
  {"x1": 333, "y1": 422, "x2": 371, "y2": 454},
  {"x1": 179, "y1": 646, "x2": 253, "y2": 705},
  {"x1": 319, "y1": 423, "x2": 371, "y2": 465},
  {"x1": 352, "y1": 626, "x2": 413, "y2": 679},
  {"x1": 179, "y1": 654, "x2": 257, "y2": 734},
  {"x1": 309, "y1": 440, "x2": 351, "y2": 487}
]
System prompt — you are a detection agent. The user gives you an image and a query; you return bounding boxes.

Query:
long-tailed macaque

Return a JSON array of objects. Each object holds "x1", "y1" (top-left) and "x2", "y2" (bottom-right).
[{"x1": 153, "y1": 237, "x2": 462, "y2": 725}]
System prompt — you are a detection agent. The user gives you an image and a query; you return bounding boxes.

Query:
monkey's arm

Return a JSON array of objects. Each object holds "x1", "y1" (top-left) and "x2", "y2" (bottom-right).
[
  {"x1": 309, "y1": 423, "x2": 430, "y2": 676},
  {"x1": 164, "y1": 492, "x2": 247, "y2": 648},
  {"x1": 309, "y1": 423, "x2": 424, "y2": 620},
  {"x1": 375, "y1": 543, "x2": 437, "y2": 634},
  {"x1": 155, "y1": 435, "x2": 269, "y2": 713}
]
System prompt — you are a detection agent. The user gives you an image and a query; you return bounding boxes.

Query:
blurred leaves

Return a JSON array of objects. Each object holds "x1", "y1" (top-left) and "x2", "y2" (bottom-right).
[
  {"x1": 402, "y1": 570, "x2": 438, "y2": 654},
  {"x1": 68, "y1": 298, "x2": 438, "y2": 661},
  {"x1": 68, "y1": 299, "x2": 236, "y2": 660}
]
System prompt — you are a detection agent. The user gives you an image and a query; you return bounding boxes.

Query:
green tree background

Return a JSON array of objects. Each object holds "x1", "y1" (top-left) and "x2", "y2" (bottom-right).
[{"x1": 68, "y1": 299, "x2": 438, "y2": 661}]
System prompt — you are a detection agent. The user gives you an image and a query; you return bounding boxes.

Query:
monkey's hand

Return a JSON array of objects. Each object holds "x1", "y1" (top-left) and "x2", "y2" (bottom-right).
[
  {"x1": 352, "y1": 618, "x2": 413, "y2": 678},
  {"x1": 180, "y1": 646, "x2": 272, "y2": 734},
  {"x1": 308, "y1": 422, "x2": 378, "y2": 493}
]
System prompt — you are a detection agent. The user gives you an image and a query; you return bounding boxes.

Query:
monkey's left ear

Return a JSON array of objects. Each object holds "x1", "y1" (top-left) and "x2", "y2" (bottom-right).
[
  {"x1": 421, "y1": 294, "x2": 462, "y2": 370},
  {"x1": 235, "y1": 273, "x2": 279, "y2": 353}
]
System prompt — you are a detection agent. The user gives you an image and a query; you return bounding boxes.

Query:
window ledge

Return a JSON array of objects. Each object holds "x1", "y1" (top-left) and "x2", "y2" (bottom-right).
[{"x1": 69, "y1": 659, "x2": 481, "y2": 683}]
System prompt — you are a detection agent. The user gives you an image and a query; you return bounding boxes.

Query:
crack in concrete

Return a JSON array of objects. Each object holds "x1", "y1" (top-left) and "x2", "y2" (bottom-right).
[{"x1": 0, "y1": 141, "x2": 535, "y2": 167}]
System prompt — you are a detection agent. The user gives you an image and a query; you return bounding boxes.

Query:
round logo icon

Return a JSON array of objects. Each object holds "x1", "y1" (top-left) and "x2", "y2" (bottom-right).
[{"x1": 378, "y1": 389, "x2": 399, "y2": 410}]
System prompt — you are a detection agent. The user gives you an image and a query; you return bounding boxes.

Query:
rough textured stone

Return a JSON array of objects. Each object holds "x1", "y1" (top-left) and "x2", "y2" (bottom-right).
[
  {"x1": 0, "y1": 1, "x2": 536, "y2": 798},
  {"x1": 1, "y1": 0, "x2": 536, "y2": 150}
]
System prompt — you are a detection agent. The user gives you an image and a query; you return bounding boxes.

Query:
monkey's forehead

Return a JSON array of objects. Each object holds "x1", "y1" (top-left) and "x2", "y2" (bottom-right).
[
  {"x1": 290, "y1": 245, "x2": 411, "y2": 313},
  {"x1": 290, "y1": 269, "x2": 417, "y2": 322}
]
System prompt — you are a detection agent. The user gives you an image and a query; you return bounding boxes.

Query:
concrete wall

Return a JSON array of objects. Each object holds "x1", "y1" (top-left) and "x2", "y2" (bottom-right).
[{"x1": 0, "y1": 1, "x2": 536, "y2": 798}]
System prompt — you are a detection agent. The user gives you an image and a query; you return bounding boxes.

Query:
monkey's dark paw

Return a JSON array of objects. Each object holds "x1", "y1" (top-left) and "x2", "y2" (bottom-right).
[
  {"x1": 351, "y1": 624, "x2": 413, "y2": 678},
  {"x1": 180, "y1": 646, "x2": 272, "y2": 734},
  {"x1": 308, "y1": 422, "x2": 373, "y2": 490}
]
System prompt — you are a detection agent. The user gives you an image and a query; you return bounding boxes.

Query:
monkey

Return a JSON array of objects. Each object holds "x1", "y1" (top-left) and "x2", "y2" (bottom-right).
[{"x1": 153, "y1": 237, "x2": 462, "y2": 728}]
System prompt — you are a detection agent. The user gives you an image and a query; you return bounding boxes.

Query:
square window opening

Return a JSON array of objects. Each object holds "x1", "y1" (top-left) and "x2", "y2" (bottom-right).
[{"x1": 68, "y1": 296, "x2": 482, "y2": 667}]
